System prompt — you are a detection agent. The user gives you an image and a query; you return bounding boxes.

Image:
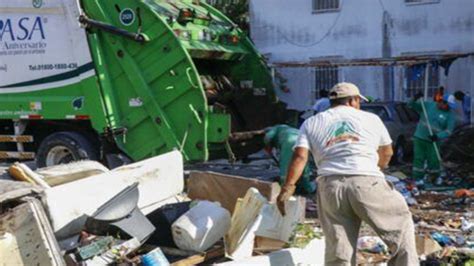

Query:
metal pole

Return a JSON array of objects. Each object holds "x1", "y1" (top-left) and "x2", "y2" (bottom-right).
[
  {"x1": 424, "y1": 63, "x2": 430, "y2": 100},
  {"x1": 420, "y1": 100, "x2": 442, "y2": 163},
  {"x1": 420, "y1": 62, "x2": 443, "y2": 165}
]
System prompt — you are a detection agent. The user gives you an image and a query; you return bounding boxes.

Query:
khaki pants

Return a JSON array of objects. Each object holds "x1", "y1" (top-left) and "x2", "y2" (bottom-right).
[{"x1": 317, "y1": 175, "x2": 419, "y2": 266}]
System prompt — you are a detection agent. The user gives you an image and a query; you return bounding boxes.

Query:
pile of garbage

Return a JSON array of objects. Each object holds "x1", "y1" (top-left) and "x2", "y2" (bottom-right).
[
  {"x1": 1, "y1": 150, "x2": 473, "y2": 265},
  {"x1": 0, "y1": 151, "x2": 325, "y2": 265},
  {"x1": 366, "y1": 171, "x2": 474, "y2": 265},
  {"x1": 411, "y1": 190, "x2": 473, "y2": 265}
]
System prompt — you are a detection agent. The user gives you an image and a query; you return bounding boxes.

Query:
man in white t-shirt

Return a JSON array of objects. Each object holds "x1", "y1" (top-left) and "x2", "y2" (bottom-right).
[{"x1": 276, "y1": 83, "x2": 418, "y2": 265}]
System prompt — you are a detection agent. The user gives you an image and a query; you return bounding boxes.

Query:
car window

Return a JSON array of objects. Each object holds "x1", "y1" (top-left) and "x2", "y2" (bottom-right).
[
  {"x1": 395, "y1": 104, "x2": 410, "y2": 123},
  {"x1": 404, "y1": 105, "x2": 420, "y2": 122},
  {"x1": 361, "y1": 106, "x2": 390, "y2": 121}
]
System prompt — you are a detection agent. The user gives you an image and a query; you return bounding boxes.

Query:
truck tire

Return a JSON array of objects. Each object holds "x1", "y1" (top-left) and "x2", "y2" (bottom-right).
[{"x1": 37, "y1": 131, "x2": 99, "y2": 168}]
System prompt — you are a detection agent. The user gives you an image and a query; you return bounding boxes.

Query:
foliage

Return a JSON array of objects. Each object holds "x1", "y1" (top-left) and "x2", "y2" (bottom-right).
[
  {"x1": 287, "y1": 223, "x2": 322, "y2": 249},
  {"x1": 206, "y1": 0, "x2": 249, "y2": 33}
]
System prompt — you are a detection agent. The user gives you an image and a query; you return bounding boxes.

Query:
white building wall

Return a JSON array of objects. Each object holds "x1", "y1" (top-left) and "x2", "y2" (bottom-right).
[{"x1": 250, "y1": 0, "x2": 474, "y2": 111}]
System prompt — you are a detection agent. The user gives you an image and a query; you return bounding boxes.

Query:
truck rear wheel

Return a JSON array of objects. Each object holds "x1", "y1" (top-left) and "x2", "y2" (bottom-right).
[{"x1": 37, "y1": 131, "x2": 99, "y2": 167}]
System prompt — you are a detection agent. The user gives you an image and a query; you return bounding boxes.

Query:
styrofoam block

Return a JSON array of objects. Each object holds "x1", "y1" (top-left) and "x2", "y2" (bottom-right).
[
  {"x1": 44, "y1": 151, "x2": 184, "y2": 240},
  {"x1": 217, "y1": 237, "x2": 326, "y2": 265},
  {"x1": 255, "y1": 196, "x2": 306, "y2": 243}
]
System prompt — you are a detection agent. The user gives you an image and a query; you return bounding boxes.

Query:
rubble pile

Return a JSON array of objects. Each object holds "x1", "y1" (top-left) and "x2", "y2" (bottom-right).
[
  {"x1": 0, "y1": 151, "x2": 472, "y2": 265},
  {"x1": 356, "y1": 171, "x2": 474, "y2": 265},
  {"x1": 411, "y1": 190, "x2": 473, "y2": 265},
  {"x1": 0, "y1": 152, "x2": 323, "y2": 266}
]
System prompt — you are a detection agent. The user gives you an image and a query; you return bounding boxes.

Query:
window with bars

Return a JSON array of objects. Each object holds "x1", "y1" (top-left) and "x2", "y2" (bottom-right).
[
  {"x1": 405, "y1": 0, "x2": 440, "y2": 5},
  {"x1": 313, "y1": 0, "x2": 340, "y2": 12},
  {"x1": 405, "y1": 64, "x2": 439, "y2": 98},
  {"x1": 315, "y1": 66, "x2": 339, "y2": 97}
]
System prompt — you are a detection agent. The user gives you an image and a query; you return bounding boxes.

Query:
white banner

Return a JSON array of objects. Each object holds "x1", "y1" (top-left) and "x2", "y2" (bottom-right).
[{"x1": 0, "y1": 0, "x2": 95, "y2": 93}]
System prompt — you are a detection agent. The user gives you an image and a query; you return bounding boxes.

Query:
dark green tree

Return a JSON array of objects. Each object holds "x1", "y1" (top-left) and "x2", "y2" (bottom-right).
[{"x1": 207, "y1": 0, "x2": 249, "y2": 34}]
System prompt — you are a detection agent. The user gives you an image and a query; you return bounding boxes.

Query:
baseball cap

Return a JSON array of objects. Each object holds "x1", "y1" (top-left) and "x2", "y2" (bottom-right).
[
  {"x1": 442, "y1": 94, "x2": 457, "y2": 110},
  {"x1": 329, "y1": 82, "x2": 368, "y2": 102}
]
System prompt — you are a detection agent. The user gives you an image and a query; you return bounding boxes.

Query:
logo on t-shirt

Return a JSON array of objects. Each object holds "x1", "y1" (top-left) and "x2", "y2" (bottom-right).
[{"x1": 326, "y1": 121, "x2": 360, "y2": 147}]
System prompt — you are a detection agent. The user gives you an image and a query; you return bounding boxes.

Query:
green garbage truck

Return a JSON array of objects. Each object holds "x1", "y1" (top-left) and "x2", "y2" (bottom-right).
[{"x1": 0, "y1": 0, "x2": 288, "y2": 167}]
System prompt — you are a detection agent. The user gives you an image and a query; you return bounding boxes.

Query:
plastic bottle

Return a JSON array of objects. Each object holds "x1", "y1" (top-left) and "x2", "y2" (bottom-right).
[{"x1": 172, "y1": 201, "x2": 231, "y2": 252}]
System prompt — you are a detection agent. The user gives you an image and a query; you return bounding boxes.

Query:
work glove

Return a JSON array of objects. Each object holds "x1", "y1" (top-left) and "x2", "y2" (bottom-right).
[
  {"x1": 429, "y1": 134, "x2": 438, "y2": 142},
  {"x1": 414, "y1": 92, "x2": 424, "y2": 101},
  {"x1": 264, "y1": 146, "x2": 273, "y2": 155},
  {"x1": 276, "y1": 184, "x2": 296, "y2": 216}
]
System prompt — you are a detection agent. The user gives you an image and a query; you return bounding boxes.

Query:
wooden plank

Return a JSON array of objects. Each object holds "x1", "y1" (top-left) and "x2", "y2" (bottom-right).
[
  {"x1": 187, "y1": 171, "x2": 280, "y2": 213},
  {"x1": 0, "y1": 135, "x2": 33, "y2": 143},
  {"x1": 0, "y1": 151, "x2": 35, "y2": 160},
  {"x1": 171, "y1": 247, "x2": 225, "y2": 266},
  {"x1": 254, "y1": 236, "x2": 286, "y2": 252},
  {"x1": 225, "y1": 188, "x2": 266, "y2": 259}
]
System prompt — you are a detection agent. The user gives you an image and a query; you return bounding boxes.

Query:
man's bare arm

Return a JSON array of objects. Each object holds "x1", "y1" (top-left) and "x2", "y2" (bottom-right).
[
  {"x1": 277, "y1": 147, "x2": 309, "y2": 216},
  {"x1": 377, "y1": 144, "x2": 393, "y2": 169},
  {"x1": 284, "y1": 147, "x2": 310, "y2": 185}
]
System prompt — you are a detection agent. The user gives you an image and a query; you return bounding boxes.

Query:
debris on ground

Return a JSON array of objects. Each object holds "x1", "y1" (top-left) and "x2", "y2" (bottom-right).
[{"x1": 0, "y1": 150, "x2": 473, "y2": 265}]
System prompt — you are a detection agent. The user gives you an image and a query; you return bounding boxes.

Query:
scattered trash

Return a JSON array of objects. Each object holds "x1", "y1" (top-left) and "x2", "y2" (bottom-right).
[
  {"x1": 431, "y1": 232, "x2": 454, "y2": 247},
  {"x1": 0, "y1": 150, "x2": 472, "y2": 265},
  {"x1": 455, "y1": 189, "x2": 474, "y2": 198},
  {"x1": 386, "y1": 175, "x2": 418, "y2": 205},
  {"x1": 461, "y1": 217, "x2": 473, "y2": 232},
  {"x1": 389, "y1": 171, "x2": 408, "y2": 180},
  {"x1": 416, "y1": 234, "x2": 442, "y2": 256},
  {"x1": 77, "y1": 236, "x2": 114, "y2": 260},
  {"x1": 357, "y1": 236, "x2": 388, "y2": 254},
  {"x1": 86, "y1": 237, "x2": 141, "y2": 264},
  {"x1": 141, "y1": 248, "x2": 170, "y2": 266}
]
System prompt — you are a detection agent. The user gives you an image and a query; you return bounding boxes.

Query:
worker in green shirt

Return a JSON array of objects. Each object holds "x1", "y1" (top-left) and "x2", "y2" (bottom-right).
[
  {"x1": 264, "y1": 124, "x2": 316, "y2": 193},
  {"x1": 408, "y1": 93, "x2": 457, "y2": 181}
]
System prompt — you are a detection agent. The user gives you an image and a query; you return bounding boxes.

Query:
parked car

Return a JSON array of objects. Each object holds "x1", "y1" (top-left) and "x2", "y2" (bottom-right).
[{"x1": 361, "y1": 102, "x2": 419, "y2": 164}]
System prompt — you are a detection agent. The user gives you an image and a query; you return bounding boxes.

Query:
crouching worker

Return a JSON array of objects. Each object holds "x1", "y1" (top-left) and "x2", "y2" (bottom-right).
[
  {"x1": 408, "y1": 93, "x2": 456, "y2": 182},
  {"x1": 264, "y1": 124, "x2": 316, "y2": 194},
  {"x1": 277, "y1": 83, "x2": 418, "y2": 265}
]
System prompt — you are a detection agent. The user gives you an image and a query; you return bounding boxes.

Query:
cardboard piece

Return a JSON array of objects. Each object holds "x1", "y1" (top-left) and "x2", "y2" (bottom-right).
[
  {"x1": 254, "y1": 236, "x2": 286, "y2": 252},
  {"x1": 171, "y1": 247, "x2": 225, "y2": 266},
  {"x1": 187, "y1": 171, "x2": 280, "y2": 213},
  {"x1": 225, "y1": 188, "x2": 266, "y2": 259},
  {"x1": 416, "y1": 234, "x2": 442, "y2": 256}
]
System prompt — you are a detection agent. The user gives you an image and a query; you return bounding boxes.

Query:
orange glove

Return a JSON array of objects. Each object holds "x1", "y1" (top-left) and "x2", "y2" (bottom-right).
[{"x1": 276, "y1": 184, "x2": 296, "y2": 216}]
